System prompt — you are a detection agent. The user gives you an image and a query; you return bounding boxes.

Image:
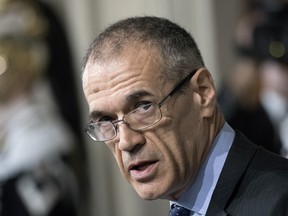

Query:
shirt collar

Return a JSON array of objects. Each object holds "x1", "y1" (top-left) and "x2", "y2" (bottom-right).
[{"x1": 170, "y1": 122, "x2": 235, "y2": 215}]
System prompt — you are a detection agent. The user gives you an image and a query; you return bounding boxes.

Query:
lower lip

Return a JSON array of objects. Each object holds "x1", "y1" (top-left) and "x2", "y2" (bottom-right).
[{"x1": 130, "y1": 162, "x2": 158, "y2": 182}]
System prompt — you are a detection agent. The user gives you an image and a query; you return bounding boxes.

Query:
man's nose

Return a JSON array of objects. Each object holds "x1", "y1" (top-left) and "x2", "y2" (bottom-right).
[{"x1": 117, "y1": 123, "x2": 145, "y2": 153}]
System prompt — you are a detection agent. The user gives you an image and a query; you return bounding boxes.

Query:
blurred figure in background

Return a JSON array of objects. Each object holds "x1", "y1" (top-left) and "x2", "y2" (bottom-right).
[
  {"x1": 0, "y1": 0, "x2": 79, "y2": 215},
  {"x1": 253, "y1": 1, "x2": 288, "y2": 157},
  {"x1": 219, "y1": 0, "x2": 288, "y2": 156}
]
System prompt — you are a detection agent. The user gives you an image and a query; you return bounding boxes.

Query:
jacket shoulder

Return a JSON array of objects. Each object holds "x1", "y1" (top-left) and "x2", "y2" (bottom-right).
[{"x1": 227, "y1": 131, "x2": 288, "y2": 215}]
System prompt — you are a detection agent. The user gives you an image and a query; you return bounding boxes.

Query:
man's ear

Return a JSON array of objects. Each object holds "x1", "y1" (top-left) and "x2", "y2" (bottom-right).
[{"x1": 191, "y1": 68, "x2": 216, "y2": 117}]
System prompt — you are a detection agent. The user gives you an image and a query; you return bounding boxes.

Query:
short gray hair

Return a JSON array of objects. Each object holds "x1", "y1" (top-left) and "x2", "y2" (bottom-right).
[{"x1": 83, "y1": 16, "x2": 205, "y2": 81}]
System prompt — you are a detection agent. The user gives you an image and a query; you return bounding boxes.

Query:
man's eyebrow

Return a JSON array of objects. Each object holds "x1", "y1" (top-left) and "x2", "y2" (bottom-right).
[
  {"x1": 125, "y1": 90, "x2": 152, "y2": 104},
  {"x1": 89, "y1": 110, "x2": 103, "y2": 119}
]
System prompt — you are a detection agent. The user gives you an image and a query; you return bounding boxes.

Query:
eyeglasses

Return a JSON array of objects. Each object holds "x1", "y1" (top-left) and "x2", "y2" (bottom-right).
[{"x1": 84, "y1": 69, "x2": 197, "y2": 142}]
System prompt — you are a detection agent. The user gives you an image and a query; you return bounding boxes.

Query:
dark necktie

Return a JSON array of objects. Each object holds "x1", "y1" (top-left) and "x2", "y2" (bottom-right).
[{"x1": 169, "y1": 204, "x2": 192, "y2": 216}]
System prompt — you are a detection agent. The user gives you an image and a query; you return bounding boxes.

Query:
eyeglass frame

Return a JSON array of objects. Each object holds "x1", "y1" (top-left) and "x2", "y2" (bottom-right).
[{"x1": 84, "y1": 69, "x2": 198, "y2": 142}]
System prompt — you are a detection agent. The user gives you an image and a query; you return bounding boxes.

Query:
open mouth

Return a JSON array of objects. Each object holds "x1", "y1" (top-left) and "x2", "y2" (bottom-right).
[
  {"x1": 129, "y1": 160, "x2": 159, "y2": 181},
  {"x1": 130, "y1": 161, "x2": 157, "y2": 171}
]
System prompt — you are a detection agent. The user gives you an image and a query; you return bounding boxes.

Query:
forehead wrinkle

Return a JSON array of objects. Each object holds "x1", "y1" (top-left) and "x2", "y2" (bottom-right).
[
  {"x1": 89, "y1": 64, "x2": 154, "y2": 101},
  {"x1": 100, "y1": 73, "x2": 143, "y2": 99},
  {"x1": 84, "y1": 72, "x2": 127, "y2": 100}
]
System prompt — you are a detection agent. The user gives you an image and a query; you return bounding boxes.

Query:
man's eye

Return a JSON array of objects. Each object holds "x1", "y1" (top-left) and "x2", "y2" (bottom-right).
[
  {"x1": 135, "y1": 103, "x2": 155, "y2": 114},
  {"x1": 136, "y1": 102, "x2": 153, "y2": 110}
]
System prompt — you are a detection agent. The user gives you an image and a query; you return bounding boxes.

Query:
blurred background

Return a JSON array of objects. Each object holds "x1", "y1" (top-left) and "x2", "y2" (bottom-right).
[{"x1": 0, "y1": 0, "x2": 287, "y2": 216}]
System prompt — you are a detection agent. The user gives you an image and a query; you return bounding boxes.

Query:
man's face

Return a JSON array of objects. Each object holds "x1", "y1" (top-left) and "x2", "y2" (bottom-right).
[{"x1": 83, "y1": 45, "x2": 209, "y2": 200}]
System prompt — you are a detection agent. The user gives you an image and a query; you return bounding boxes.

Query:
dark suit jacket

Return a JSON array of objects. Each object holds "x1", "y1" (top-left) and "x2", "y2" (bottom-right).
[{"x1": 206, "y1": 131, "x2": 288, "y2": 216}]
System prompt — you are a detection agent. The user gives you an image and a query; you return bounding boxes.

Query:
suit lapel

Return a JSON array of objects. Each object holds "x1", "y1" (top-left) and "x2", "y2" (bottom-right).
[{"x1": 206, "y1": 131, "x2": 258, "y2": 216}]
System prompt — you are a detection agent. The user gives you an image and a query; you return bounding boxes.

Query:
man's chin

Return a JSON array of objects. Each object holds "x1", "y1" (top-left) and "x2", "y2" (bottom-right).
[{"x1": 135, "y1": 187, "x2": 163, "y2": 200}]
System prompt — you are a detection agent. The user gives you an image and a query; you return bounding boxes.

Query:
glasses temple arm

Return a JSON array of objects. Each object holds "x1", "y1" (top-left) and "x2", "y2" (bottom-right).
[{"x1": 158, "y1": 69, "x2": 197, "y2": 107}]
